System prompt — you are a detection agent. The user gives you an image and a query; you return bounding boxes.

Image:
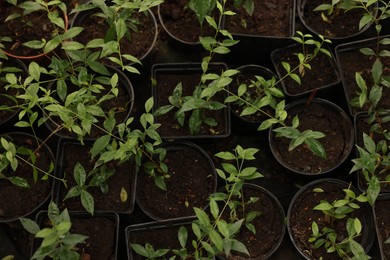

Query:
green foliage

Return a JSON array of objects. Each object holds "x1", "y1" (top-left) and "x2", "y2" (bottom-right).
[
  {"x1": 313, "y1": 0, "x2": 360, "y2": 23},
  {"x1": 20, "y1": 201, "x2": 88, "y2": 260}
]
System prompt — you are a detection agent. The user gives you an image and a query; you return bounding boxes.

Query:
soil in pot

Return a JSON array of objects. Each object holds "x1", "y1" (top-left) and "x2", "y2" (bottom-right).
[
  {"x1": 373, "y1": 195, "x2": 390, "y2": 259},
  {"x1": 223, "y1": 0, "x2": 295, "y2": 38},
  {"x1": 0, "y1": 132, "x2": 54, "y2": 222},
  {"x1": 0, "y1": 3, "x2": 67, "y2": 59},
  {"x1": 336, "y1": 37, "x2": 390, "y2": 116},
  {"x1": 72, "y1": 9, "x2": 157, "y2": 64},
  {"x1": 55, "y1": 140, "x2": 136, "y2": 213},
  {"x1": 288, "y1": 179, "x2": 375, "y2": 259},
  {"x1": 269, "y1": 99, "x2": 354, "y2": 175},
  {"x1": 152, "y1": 63, "x2": 230, "y2": 139},
  {"x1": 35, "y1": 211, "x2": 119, "y2": 260},
  {"x1": 298, "y1": 0, "x2": 374, "y2": 39},
  {"x1": 222, "y1": 184, "x2": 285, "y2": 260},
  {"x1": 158, "y1": 0, "x2": 215, "y2": 44},
  {"x1": 136, "y1": 141, "x2": 217, "y2": 220},
  {"x1": 271, "y1": 44, "x2": 341, "y2": 98}
]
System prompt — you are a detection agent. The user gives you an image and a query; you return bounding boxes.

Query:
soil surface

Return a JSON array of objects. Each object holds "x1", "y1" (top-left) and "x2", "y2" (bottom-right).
[
  {"x1": 136, "y1": 142, "x2": 216, "y2": 219},
  {"x1": 289, "y1": 180, "x2": 374, "y2": 259},
  {"x1": 56, "y1": 142, "x2": 136, "y2": 213},
  {"x1": 299, "y1": 0, "x2": 370, "y2": 38},
  {"x1": 270, "y1": 100, "x2": 353, "y2": 174},
  {"x1": 374, "y1": 197, "x2": 390, "y2": 259},
  {"x1": 158, "y1": 0, "x2": 215, "y2": 44},
  {"x1": 224, "y1": 0, "x2": 294, "y2": 37},
  {"x1": 153, "y1": 66, "x2": 229, "y2": 138},
  {"x1": 337, "y1": 41, "x2": 390, "y2": 115},
  {"x1": 73, "y1": 10, "x2": 156, "y2": 63},
  {"x1": 0, "y1": 133, "x2": 53, "y2": 221},
  {"x1": 226, "y1": 186, "x2": 285, "y2": 260},
  {"x1": 272, "y1": 44, "x2": 340, "y2": 96},
  {"x1": 0, "y1": 5, "x2": 66, "y2": 57}
]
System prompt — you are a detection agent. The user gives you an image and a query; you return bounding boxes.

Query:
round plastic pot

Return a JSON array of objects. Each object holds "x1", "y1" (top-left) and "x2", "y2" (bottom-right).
[
  {"x1": 229, "y1": 64, "x2": 280, "y2": 134},
  {"x1": 136, "y1": 140, "x2": 218, "y2": 220},
  {"x1": 269, "y1": 98, "x2": 354, "y2": 176},
  {"x1": 52, "y1": 138, "x2": 137, "y2": 214},
  {"x1": 297, "y1": 0, "x2": 377, "y2": 42},
  {"x1": 287, "y1": 178, "x2": 375, "y2": 259},
  {"x1": 151, "y1": 62, "x2": 231, "y2": 139},
  {"x1": 0, "y1": 132, "x2": 55, "y2": 223}
]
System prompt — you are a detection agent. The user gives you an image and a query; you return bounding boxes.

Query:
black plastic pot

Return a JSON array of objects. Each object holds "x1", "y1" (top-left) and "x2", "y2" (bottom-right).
[
  {"x1": 71, "y1": 8, "x2": 158, "y2": 66},
  {"x1": 297, "y1": 0, "x2": 377, "y2": 42},
  {"x1": 287, "y1": 178, "x2": 375, "y2": 259},
  {"x1": 270, "y1": 43, "x2": 341, "y2": 99},
  {"x1": 229, "y1": 64, "x2": 281, "y2": 134},
  {"x1": 217, "y1": 183, "x2": 286, "y2": 260},
  {"x1": 0, "y1": 132, "x2": 55, "y2": 223},
  {"x1": 152, "y1": 62, "x2": 231, "y2": 139},
  {"x1": 373, "y1": 193, "x2": 390, "y2": 259},
  {"x1": 126, "y1": 216, "x2": 196, "y2": 260},
  {"x1": 269, "y1": 98, "x2": 354, "y2": 176},
  {"x1": 0, "y1": 57, "x2": 28, "y2": 132},
  {"x1": 33, "y1": 210, "x2": 120, "y2": 259},
  {"x1": 335, "y1": 34, "x2": 390, "y2": 116},
  {"x1": 44, "y1": 65, "x2": 134, "y2": 141},
  {"x1": 136, "y1": 140, "x2": 217, "y2": 220},
  {"x1": 53, "y1": 138, "x2": 137, "y2": 214}
]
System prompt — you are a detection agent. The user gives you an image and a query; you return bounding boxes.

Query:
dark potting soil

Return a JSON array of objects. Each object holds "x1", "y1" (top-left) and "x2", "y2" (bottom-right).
[
  {"x1": 224, "y1": 0, "x2": 293, "y2": 37},
  {"x1": 0, "y1": 134, "x2": 52, "y2": 221},
  {"x1": 226, "y1": 187, "x2": 285, "y2": 260},
  {"x1": 374, "y1": 197, "x2": 390, "y2": 259},
  {"x1": 57, "y1": 143, "x2": 135, "y2": 213},
  {"x1": 337, "y1": 44, "x2": 390, "y2": 115},
  {"x1": 300, "y1": 0, "x2": 368, "y2": 38},
  {"x1": 271, "y1": 101, "x2": 351, "y2": 174},
  {"x1": 154, "y1": 70, "x2": 229, "y2": 138},
  {"x1": 136, "y1": 144, "x2": 216, "y2": 219},
  {"x1": 73, "y1": 10, "x2": 156, "y2": 63},
  {"x1": 158, "y1": 0, "x2": 215, "y2": 43},
  {"x1": 273, "y1": 44, "x2": 340, "y2": 96},
  {"x1": 289, "y1": 181, "x2": 372, "y2": 260},
  {"x1": 0, "y1": 5, "x2": 66, "y2": 57}
]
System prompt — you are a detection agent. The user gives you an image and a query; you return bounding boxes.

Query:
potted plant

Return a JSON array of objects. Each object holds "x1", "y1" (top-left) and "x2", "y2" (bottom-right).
[
  {"x1": 269, "y1": 98, "x2": 354, "y2": 176},
  {"x1": 287, "y1": 178, "x2": 375, "y2": 259},
  {"x1": 0, "y1": 0, "x2": 69, "y2": 61}
]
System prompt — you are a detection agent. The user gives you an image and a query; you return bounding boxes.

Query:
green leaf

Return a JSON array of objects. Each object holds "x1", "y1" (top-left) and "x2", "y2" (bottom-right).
[
  {"x1": 363, "y1": 133, "x2": 376, "y2": 154},
  {"x1": 81, "y1": 190, "x2": 94, "y2": 215},
  {"x1": 90, "y1": 135, "x2": 111, "y2": 158},
  {"x1": 230, "y1": 239, "x2": 250, "y2": 256},
  {"x1": 8, "y1": 176, "x2": 30, "y2": 188},
  {"x1": 305, "y1": 138, "x2": 327, "y2": 159},
  {"x1": 209, "y1": 229, "x2": 223, "y2": 252},
  {"x1": 73, "y1": 163, "x2": 86, "y2": 187},
  {"x1": 194, "y1": 207, "x2": 211, "y2": 228},
  {"x1": 145, "y1": 97, "x2": 154, "y2": 113},
  {"x1": 209, "y1": 199, "x2": 219, "y2": 220},
  {"x1": 115, "y1": 19, "x2": 127, "y2": 40},
  {"x1": 20, "y1": 218, "x2": 40, "y2": 235},
  {"x1": 131, "y1": 244, "x2": 150, "y2": 257},
  {"x1": 314, "y1": 201, "x2": 333, "y2": 211},
  {"x1": 61, "y1": 41, "x2": 84, "y2": 50},
  {"x1": 178, "y1": 226, "x2": 188, "y2": 248}
]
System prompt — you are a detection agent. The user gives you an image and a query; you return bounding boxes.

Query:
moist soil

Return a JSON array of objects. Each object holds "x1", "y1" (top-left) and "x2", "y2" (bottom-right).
[
  {"x1": 225, "y1": 186, "x2": 285, "y2": 260},
  {"x1": 56, "y1": 142, "x2": 136, "y2": 213},
  {"x1": 271, "y1": 101, "x2": 352, "y2": 174},
  {"x1": 299, "y1": 0, "x2": 369, "y2": 38},
  {"x1": 224, "y1": 0, "x2": 293, "y2": 37},
  {"x1": 374, "y1": 196, "x2": 390, "y2": 259},
  {"x1": 0, "y1": 133, "x2": 53, "y2": 221},
  {"x1": 158, "y1": 0, "x2": 215, "y2": 44},
  {"x1": 0, "y1": 5, "x2": 66, "y2": 57},
  {"x1": 355, "y1": 114, "x2": 390, "y2": 192},
  {"x1": 136, "y1": 143, "x2": 216, "y2": 219},
  {"x1": 337, "y1": 42, "x2": 390, "y2": 115},
  {"x1": 36, "y1": 213, "x2": 118, "y2": 260},
  {"x1": 272, "y1": 44, "x2": 340, "y2": 96},
  {"x1": 289, "y1": 181, "x2": 373, "y2": 260},
  {"x1": 46, "y1": 73, "x2": 132, "y2": 139},
  {"x1": 154, "y1": 68, "x2": 229, "y2": 138},
  {"x1": 73, "y1": 10, "x2": 156, "y2": 63}
]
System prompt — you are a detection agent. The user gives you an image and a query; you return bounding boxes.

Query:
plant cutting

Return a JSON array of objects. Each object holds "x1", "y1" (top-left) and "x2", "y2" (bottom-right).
[
  {"x1": 0, "y1": 0, "x2": 69, "y2": 60},
  {"x1": 130, "y1": 145, "x2": 285, "y2": 259},
  {"x1": 287, "y1": 178, "x2": 375, "y2": 260},
  {"x1": 70, "y1": 0, "x2": 161, "y2": 72},
  {"x1": 19, "y1": 201, "x2": 88, "y2": 260}
]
